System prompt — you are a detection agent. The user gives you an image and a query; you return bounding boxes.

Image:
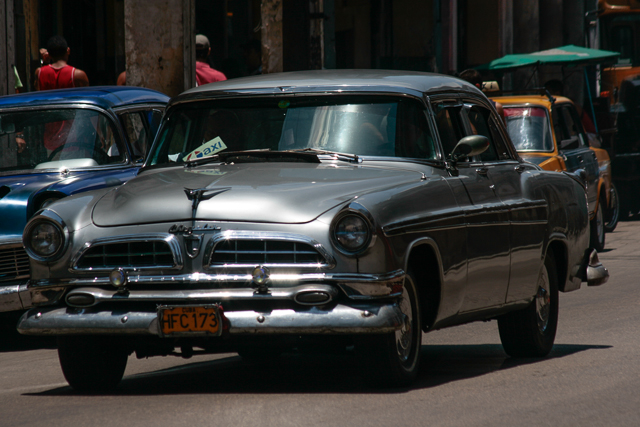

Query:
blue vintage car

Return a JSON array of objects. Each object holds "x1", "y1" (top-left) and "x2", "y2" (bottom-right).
[{"x1": 0, "y1": 86, "x2": 168, "y2": 321}]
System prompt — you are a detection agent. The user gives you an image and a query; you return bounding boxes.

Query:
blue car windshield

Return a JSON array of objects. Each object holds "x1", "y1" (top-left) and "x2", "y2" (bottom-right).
[
  {"x1": 503, "y1": 106, "x2": 554, "y2": 152},
  {"x1": 148, "y1": 96, "x2": 437, "y2": 165},
  {"x1": 0, "y1": 108, "x2": 125, "y2": 172}
]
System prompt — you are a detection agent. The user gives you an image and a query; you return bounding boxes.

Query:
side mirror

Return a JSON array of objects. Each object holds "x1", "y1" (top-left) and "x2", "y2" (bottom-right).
[{"x1": 449, "y1": 135, "x2": 490, "y2": 162}]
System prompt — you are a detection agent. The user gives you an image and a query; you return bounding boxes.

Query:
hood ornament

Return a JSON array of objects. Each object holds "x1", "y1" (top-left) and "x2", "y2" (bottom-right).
[{"x1": 184, "y1": 187, "x2": 231, "y2": 218}]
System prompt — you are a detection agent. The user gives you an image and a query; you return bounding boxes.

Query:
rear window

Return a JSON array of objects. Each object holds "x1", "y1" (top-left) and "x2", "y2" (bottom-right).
[{"x1": 503, "y1": 106, "x2": 554, "y2": 152}]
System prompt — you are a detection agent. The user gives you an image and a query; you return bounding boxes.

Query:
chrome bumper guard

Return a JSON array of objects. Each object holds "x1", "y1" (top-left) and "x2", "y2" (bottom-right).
[
  {"x1": 586, "y1": 249, "x2": 609, "y2": 287},
  {"x1": 18, "y1": 302, "x2": 404, "y2": 336}
]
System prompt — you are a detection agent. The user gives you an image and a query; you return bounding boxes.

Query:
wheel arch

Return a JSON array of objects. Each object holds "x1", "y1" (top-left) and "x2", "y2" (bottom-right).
[
  {"x1": 405, "y1": 238, "x2": 442, "y2": 332},
  {"x1": 546, "y1": 239, "x2": 568, "y2": 293},
  {"x1": 28, "y1": 190, "x2": 68, "y2": 219},
  {"x1": 592, "y1": 177, "x2": 608, "y2": 216}
]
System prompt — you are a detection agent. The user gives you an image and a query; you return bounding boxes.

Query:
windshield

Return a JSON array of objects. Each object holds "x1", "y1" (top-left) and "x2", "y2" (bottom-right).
[
  {"x1": 147, "y1": 96, "x2": 436, "y2": 166},
  {"x1": 503, "y1": 106, "x2": 554, "y2": 152},
  {"x1": 0, "y1": 108, "x2": 126, "y2": 173}
]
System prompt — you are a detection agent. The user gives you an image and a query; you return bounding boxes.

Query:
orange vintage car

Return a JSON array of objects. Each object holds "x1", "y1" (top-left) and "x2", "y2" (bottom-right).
[{"x1": 491, "y1": 93, "x2": 619, "y2": 250}]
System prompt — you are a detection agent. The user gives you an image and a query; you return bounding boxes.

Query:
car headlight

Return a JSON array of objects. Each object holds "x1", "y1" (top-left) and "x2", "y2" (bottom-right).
[
  {"x1": 23, "y1": 217, "x2": 67, "y2": 261},
  {"x1": 331, "y1": 210, "x2": 373, "y2": 255}
]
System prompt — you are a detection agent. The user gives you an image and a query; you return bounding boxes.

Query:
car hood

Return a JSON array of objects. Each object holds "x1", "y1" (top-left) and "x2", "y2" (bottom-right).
[
  {"x1": 92, "y1": 162, "x2": 422, "y2": 226},
  {"x1": 0, "y1": 172, "x2": 65, "y2": 239}
]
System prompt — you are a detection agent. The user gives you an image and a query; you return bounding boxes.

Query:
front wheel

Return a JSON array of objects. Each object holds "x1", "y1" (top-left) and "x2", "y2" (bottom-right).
[
  {"x1": 58, "y1": 335, "x2": 129, "y2": 392},
  {"x1": 498, "y1": 250, "x2": 559, "y2": 358},
  {"x1": 589, "y1": 198, "x2": 606, "y2": 252},
  {"x1": 357, "y1": 270, "x2": 422, "y2": 387},
  {"x1": 604, "y1": 183, "x2": 620, "y2": 233}
]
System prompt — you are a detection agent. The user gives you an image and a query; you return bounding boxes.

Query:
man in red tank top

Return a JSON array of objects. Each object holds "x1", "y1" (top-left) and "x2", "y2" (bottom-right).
[
  {"x1": 35, "y1": 36, "x2": 90, "y2": 152},
  {"x1": 35, "y1": 35, "x2": 89, "y2": 91}
]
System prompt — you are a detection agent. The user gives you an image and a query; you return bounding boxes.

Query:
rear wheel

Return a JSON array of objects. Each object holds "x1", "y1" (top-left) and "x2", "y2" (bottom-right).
[
  {"x1": 58, "y1": 335, "x2": 129, "y2": 392},
  {"x1": 498, "y1": 250, "x2": 558, "y2": 358},
  {"x1": 589, "y1": 197, "x2": 606, "y2": 252},
  {"x1": 604, "y1": 183, "x2": 620, "y2": 233},
  {"x1": 357, "y1": 270, "x2": 421, "y2": 387}
]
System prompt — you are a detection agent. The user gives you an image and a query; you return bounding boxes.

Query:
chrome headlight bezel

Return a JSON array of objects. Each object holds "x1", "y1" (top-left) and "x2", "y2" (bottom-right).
[
  {"x1": 330, "y1": 204, "x2": 375, "y2": 256},
  {"x1": 23, "y1": 211, "x2": 69, "y2": 262}
]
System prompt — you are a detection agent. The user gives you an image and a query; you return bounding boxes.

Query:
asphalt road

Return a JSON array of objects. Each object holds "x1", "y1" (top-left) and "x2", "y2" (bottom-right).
[{"x1": 1, "y1": 221, "x2": 639, "y2": 427}]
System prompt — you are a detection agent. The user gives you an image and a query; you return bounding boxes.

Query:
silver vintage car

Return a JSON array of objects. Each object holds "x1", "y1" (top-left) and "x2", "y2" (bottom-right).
[{"x1": 18, "y1": 70, "x2": 608, "y2": 391}]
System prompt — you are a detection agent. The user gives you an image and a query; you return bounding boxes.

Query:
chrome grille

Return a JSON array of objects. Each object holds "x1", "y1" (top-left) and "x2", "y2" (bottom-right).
[
  {"x1": 209, "y1": 239, "x2": 327, "y2": 267},
  {"x1": 76, "y1": 240, "x2": 175, "y2": 269},
  {"x1": 0, "y1": 246, "x2": 30, "y2": 281}
]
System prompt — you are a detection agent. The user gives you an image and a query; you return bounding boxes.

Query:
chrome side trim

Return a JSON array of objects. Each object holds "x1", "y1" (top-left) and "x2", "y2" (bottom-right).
[
  {"x1": 18, "y1": 302, "x2": 404, "y2": 335},
  {"x1": 64, "y1": 284, "x2": 340, "y2": 307},
  {"x1": 203, "y1": 230, "x2": 336, "y2": 270},
  {"x1": 70, "y1": 233, "x2": 183, "y2": 272}
]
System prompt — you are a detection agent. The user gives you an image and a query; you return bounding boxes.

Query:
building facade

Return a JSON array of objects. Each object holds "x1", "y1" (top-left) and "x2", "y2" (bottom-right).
[{"x1": 1, "y1": 0, "x2": 596, "y2": 97}]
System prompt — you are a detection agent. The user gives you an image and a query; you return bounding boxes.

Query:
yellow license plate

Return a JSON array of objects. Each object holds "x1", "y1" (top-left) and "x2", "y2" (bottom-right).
[{"x1": 158, "y1": 305, "x2": 221, "y2": 337}]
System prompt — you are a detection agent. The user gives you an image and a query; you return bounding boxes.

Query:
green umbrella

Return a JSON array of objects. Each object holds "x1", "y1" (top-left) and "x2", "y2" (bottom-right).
[{"x1": 478, "y1": 45, "x2": 620, "y2": 71}]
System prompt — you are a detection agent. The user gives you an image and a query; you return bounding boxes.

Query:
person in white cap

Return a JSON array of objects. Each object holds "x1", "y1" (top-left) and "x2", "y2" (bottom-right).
[{"x1": 195, "y1": 34, "x2": 227, "y2": 86}]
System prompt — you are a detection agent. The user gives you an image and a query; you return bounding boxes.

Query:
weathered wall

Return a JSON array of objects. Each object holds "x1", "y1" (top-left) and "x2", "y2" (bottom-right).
[
  {"x1": 261, "y1": 0, "x2": 283, "y2": 73},
  {"x1": 124, "y1": 0, "x2": 194, "y2": 96},
  {"x1": 1, "y1": 0, "x2": 15, "y2": 95}
]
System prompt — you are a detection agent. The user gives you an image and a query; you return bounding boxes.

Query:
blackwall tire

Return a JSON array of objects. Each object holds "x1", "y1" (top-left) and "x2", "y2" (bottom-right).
[
  {"x1": 357, "y1": 270, "x2": 421, "y2": 387},
  {"x1": 589, "y1": 199, "x2": 606, "y2": 252},
  {"x1": 604, "y1": 183, "x2": 620, "y2": 233},
  {"x1": 498, "y1": 250, "x2": 559, "y2": 358},
  {"x1": 57, "y1": 335, "x2": 128, "y2": 392}
]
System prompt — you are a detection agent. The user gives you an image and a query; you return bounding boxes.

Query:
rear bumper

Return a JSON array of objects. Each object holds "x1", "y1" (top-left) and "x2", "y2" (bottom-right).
[{"x1": 18, "y1": 301, "x2": 404, "y2": 336}]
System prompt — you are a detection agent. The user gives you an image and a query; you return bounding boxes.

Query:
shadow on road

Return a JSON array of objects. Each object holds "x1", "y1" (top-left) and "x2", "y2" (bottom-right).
[
  {"x1": 0, "y1": 330, "x2": 56, "y2": 353},
  {"x1": 25, "y1": 342, "x2": 611, "y2": 396}
]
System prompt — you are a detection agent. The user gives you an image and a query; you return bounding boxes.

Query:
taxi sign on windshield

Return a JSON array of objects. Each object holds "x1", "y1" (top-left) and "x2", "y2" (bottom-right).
[
  {"x1": 183, "y1": 137, "x2": 227, "y2": 162},
  {"x1": 158, "y1": 305, "x2": 222, "y2": 337}
]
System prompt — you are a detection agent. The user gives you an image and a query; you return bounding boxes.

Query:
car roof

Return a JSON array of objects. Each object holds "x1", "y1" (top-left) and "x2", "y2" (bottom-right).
[
  {"x1": 491, "y1": 94, "x2": 573, "y2": 108},
  {"x1": 0, "y1": 86, "x2": 170, "y2": 110},
  {"x1": 172, "y1": 69, "x2": 483, "y2": 104}
]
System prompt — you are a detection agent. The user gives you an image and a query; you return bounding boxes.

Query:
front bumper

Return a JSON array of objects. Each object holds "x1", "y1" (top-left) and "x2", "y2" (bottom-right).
[
  {"x1": 18, "y1": 301, "x2": 404, "y2": 336},
  {"x1": 0, "y1": 282, "x2": 31, "y2": 312}
]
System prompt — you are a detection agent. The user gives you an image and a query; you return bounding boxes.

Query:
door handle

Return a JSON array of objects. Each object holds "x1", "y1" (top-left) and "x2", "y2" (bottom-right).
[
  {"x1": 476, "y1": 167, "x2": 488, "y2": 176},
  {"x1": 515, "y1": 164, "x2": 526, "y2": 173}
]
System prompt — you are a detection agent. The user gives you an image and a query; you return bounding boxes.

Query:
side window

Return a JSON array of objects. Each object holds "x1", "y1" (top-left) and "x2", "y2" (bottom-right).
[
  {"x1": 395, "y1": 100, "x2": 437, "y2": 160},
  {"x1": 119, "y1": 111, "x2": 150, "y2": 158},
  {"x1": 465, "y1": 106, "x2": 498, "y2": 161},
  {"x1": 488, "y1": 117, "x2": 512, "y2": 160},
  {"x1": 553, "y1": 105, "x2": 585, "y2": 149},
  {"x1": 433, "y1": 103, "x2": 465, "y2": 158}
]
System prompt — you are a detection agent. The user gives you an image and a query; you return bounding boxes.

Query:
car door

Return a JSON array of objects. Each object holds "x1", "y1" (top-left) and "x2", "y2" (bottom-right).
[
  {"x1": 464, "y1": 102, "x2": 546, "y2": 303},
  {"x1": 432, "y1": 100, "x2": 511, "y2": 312},
  {"x1": 552, "y1": 103, "x2": 599, "y2": 212}
]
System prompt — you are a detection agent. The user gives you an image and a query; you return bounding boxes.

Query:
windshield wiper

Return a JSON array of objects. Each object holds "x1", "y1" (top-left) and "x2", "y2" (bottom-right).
[
  {"x1": 183, "y1": 154, "x2": 223, "y2": 168},
  {"x1": 219, "y1": 150, "x2": 320, "y2": 164},
  {"x1": 289, "y1": 148, "x2": 361, "y2": 163}
]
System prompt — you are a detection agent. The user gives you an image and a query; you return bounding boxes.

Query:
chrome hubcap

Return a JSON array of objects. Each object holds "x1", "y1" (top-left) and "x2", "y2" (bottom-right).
[
  {"x1": 395, "y1": 282, "x2": 414, "y2": 361},
  {"x1": 596, "y1": 204, "x2": 604, "y2": 244},
  {"x1": 536, "y1": 266, "x2": 551, "y2": 333}
]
